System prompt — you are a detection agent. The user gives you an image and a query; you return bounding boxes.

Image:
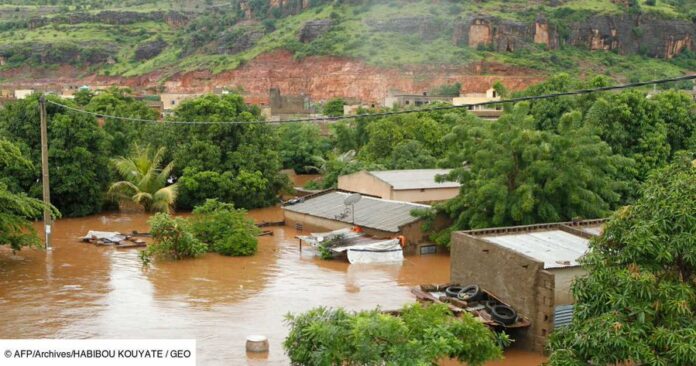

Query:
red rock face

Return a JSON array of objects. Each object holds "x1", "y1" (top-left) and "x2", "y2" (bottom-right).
[
  {"x1": 161, "y1": 50, "x2": 543, "y2": 104},
  {"x1": 0, "y1": 50, "x2": 543, "y2": 104}
]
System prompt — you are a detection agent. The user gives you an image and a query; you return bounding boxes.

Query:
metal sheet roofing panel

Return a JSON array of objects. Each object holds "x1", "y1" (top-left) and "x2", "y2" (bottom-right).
[
  {"x1": 369, "y1": 169, "x2": 460, "y2": 190},
  {"x1": 283, "y1": 192, "x2": 430, "y2": 232},
  {"x1": 482, "y1": 230, "x2": 589, "y2": 269}
]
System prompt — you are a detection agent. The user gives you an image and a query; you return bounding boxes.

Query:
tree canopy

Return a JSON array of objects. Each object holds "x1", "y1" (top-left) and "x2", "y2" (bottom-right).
[
  {"x1": 0, "y1": 139, "x2": 59, "y2": 251},
  {"x1": 548, "y1": 156, "x2": 696, "y2": 366},
  {"x1": 437, "y1": 103, "x2": 629, "y2": 235},
  {"x1": 0, "y1": 95, "x2": 111, "y2": 217},
  {"x1": 284, "y1": 303, "x2": 506, "y2": 366}
]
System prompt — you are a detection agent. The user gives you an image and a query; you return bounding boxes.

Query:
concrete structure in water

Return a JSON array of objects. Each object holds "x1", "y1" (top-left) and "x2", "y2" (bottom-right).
[
  {"x1": 337, "y1": 169, "x2": 460, "y2": 204},
  {"x1": 450, "y1": 219, "x2": 605, "y2": 352},
  {"x1": 282, "y1": 190, "x2": 432, "y2": 254}
]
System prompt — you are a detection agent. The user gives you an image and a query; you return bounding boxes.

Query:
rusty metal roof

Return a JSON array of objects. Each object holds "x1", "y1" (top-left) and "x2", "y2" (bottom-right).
[{"x1": 282, "y1": 191, "x2": 429, "y2": 232}]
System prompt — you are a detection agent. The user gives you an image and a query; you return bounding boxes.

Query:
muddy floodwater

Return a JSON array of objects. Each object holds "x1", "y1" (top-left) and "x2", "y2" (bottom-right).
[{"x1": 0, "y1": 207, "x2": 546, "y2": 365}]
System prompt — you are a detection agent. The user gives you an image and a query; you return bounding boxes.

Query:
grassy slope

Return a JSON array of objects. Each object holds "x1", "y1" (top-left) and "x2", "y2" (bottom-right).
[{"x1": 0, "y1": 0, "x2": 692, "y2": 83}]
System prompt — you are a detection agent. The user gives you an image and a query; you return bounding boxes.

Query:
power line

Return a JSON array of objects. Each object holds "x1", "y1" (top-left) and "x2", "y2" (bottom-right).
[{"x1": 46, "y1": 74, "x2": 696, "y2": 125}]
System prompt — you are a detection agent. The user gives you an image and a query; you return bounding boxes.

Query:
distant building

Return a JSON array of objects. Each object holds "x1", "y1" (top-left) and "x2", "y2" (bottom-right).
[
  {"x1": 343, "y1": 103, "x2": 376, "y2": 116},
  {"x1": 453, "y1": 88, "x2": 502, "y2": 110},
  {"x1": 14, "y1": 89, "x2": 34, "y2": 100},
  {"x1": 269, "y1": 88, "x2": 310, "y2": 116},
  {"x1": 160, "y1": 93, "x2": 201, "y2": 113},
  {"x1": 282, "y1": 190, "x2": 432, "y2": 253},
  {"x1": 338, "y1": 169, "x2": 460, "y2": 204},
  {"x1": 450, "y1": 219, "x2": 606, "y2": 352},
  {"x1": 384, "y1": 91, "x2": 451, "y2": 108},
  {"x1": 453, "y1": 88, "x2": 503, "y2": 119}
]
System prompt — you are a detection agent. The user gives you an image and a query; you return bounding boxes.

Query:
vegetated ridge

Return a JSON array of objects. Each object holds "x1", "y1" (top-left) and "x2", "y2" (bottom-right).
[{"x1": 0, "y1": 0, "x2": 694, "y2": 103}]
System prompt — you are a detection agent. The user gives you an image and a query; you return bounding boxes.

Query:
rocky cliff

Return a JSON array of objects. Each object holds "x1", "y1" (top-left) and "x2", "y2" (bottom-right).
[
  {"x1": 1, "y1": 50, "x2": 543, "y2": 105},
  {"x1": 452, "y1": 14, "x2": 693, "y2": 59}
]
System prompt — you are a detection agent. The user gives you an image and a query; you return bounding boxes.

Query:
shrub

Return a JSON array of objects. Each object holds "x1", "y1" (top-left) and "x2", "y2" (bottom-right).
[
  {"x1": 190, "y1": 199, "x2": 260, "y2": 256},
  {"x1": 142, "y1": 213, "x2": 207, "y2": 262},
  {"x1": 284, "y1": 303, "x2": 506, "y2": 365}
]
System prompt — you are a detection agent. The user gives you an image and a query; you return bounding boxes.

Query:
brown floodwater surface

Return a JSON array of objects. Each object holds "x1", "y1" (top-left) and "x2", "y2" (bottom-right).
[{"x1": 0, "y1": 207, "x2": 545, "y2": 365}]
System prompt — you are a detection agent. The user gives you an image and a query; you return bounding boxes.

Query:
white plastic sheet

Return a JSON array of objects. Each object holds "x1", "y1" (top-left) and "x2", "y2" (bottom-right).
[{"x1": 81, "y1": 231, "x2": 126, "y2": 244}]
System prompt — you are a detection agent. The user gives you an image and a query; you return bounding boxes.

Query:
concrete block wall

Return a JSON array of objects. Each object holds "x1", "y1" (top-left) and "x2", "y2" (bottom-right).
[{"x1": 450, "y1": 232, "x2": 554, "y2": 352}]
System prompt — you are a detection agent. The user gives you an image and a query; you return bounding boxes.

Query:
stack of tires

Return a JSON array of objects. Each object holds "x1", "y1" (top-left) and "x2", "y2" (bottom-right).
[{"x1": 444, "y1": 284, "x2": 517, "y2": 326}]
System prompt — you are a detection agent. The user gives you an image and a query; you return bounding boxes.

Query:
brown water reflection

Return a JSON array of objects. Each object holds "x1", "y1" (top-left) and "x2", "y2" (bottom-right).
[{"x1": 0, "y1": 207, "x2": 545, "y2": 365}]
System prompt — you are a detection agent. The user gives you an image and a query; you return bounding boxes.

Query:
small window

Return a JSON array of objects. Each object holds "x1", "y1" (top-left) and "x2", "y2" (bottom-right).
[{"x1": 171, "y1": 100, "x2": 176, "y2": 105}]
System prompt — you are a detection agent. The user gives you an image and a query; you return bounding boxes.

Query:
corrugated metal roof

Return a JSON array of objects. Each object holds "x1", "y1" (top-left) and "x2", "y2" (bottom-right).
[
  {"x1": 283, "y1": 192, "x2": 429, "y2": 232},
  {"x1": 369, "y1": 169, "x2": 460, "y2": 190},
  {"x1": 482, "y1": 230, "x2": 589, "y2": 269}
]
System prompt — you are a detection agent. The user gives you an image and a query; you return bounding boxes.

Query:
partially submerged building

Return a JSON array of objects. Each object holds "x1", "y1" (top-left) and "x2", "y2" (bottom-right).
[
  {"x1": 337, "y1": 169, "x2": 460, "y2": 204},
  {"x1": 282, "y1": 190, "x2": 431, "y2": 253},
  {"x1": 450, "y1": 219, "x2": 605, "y2": 352}
]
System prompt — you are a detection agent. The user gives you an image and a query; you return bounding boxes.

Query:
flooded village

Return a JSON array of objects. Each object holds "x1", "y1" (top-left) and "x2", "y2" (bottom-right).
[{"x1": 1, "y1": 1, "x2": 695, "y2": 366}]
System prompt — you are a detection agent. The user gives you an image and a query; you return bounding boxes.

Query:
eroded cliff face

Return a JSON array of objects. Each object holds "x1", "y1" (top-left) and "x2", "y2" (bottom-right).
[
  {"x1": 452, "y1": 14, "x2": 693, "y2": 58},
  {"x1": 156, "y1": 51, "x2": 543, "y2": 104},
  {"x1": 27, "y1": 10, "x2": 191, "y2": 29},
  {"x1": 571, "y1": 15, "x2": 694, "y2": 58},
  {"x1": 1, "y1": 50, "x2": 543, "y2": 105}
]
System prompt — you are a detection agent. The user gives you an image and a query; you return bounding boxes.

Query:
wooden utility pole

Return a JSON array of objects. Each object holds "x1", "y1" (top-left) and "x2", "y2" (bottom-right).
[{"x1": 39, "y1": 94, "x2": 52, "y2": 250}]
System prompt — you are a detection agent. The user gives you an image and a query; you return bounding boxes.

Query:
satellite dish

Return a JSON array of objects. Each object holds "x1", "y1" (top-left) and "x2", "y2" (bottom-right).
[{"x1": 344, "y1": 193, "x2": 362, "y2": 205}]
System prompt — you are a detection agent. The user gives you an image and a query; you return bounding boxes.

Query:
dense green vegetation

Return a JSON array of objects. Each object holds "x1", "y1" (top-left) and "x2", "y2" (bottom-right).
[
  {"x1": 0, "y1": 95, "x2": 111, "y2": 217},
  {"x1": 0, "y1": 0, "x2": 692, "y2": 81},
  {"x1": 189, "y1": 199, "x2": 260, "y2": 256},
  {"x1": 0, "y1": 139, "x2": 58, "y2": 251},
  {"x1": 438, "y1": 103, "x2": 630, "y2": 230},
  {"x1": 108, "y1": 145, "x2": 177, "y2": 213},
  {"x1": 284, "y1": 303, "x2": 506, "y2": 366},
  {"x1": 548, "y1": 157, "x2": 696, "y2": 366},
  {"x1": 142, "y1": 199, "x2": 260, "y2": 262}
]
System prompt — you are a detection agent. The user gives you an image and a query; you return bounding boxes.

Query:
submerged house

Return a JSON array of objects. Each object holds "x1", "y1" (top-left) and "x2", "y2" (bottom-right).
[
  {"x1": 337, "y1": 169, "x2": 460, "y2": 204},
  {"x1": 450, "y1": 219, "x2": 605, "y2": 352},
  {"x1": 282, "y1": 190, "x2": 431, "y2": 254}
]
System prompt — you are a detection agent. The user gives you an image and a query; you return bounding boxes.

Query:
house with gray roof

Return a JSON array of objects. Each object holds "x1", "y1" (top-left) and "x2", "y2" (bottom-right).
[
  {"x1": 450, "y1": 219, "x2": 606, "y2": 352},
  {"x1": 337, "y1": 169, "x2": 460, "y2": 203},
  {"x1": 282, "y1": 190, "x2": 433, "y2": 253}
]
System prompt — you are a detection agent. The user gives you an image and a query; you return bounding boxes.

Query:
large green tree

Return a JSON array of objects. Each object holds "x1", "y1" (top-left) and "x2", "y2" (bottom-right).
[
  {"x1": 548, "y1": 156, "x2": 696, "y2": 366},
  {"x1": 585, "y1": 90, "x2": 670, "y2": 185},
  {"x1": 0, "y1": 96, "x2": 111, "y2": 217},
  {"x1": 651, "y1": 90, "x2": 696, "y2": 157},
  {"x1": 0, "y1": 139, "x2": 59, "y2": 251},
  {"x1": 85, "y1": 87, "x2": 158, "y2": 155},
  {"x1": 157, "y1": 94, "x2": 288, "y2": 210},
  {"x1": 276, "y1": 122, "x2": 328, "y2": 173},
  {"x1": 439, "y1": 103, "x2": 630, "y2": 232}
]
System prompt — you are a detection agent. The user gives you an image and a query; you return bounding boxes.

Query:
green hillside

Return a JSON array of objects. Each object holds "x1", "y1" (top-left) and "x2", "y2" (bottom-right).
[{"x1": 0, "y1": 0, "x2": 694, "y2": 82}]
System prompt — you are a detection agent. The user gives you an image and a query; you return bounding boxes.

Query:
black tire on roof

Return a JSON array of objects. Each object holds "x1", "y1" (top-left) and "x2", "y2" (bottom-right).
[
  {"x1": 490, "y1": 304, "x2": 517, "y2": 325},
  {"x1": 444, "y1": 286, "x2": 464, "y2": 297},
  {"x1": 457, "y1": 284, "x2": 483, "y2": 302}
]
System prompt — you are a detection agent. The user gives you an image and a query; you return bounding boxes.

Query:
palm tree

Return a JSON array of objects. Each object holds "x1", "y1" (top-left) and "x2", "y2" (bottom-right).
[{"x1": 108, "y1": 145, "x2": 177, "y2": 213}]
